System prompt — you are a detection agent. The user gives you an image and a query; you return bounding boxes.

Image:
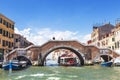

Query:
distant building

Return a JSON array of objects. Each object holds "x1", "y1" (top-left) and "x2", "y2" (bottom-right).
[
  {"x1": 89, "y1": 22, "x2": 120, "y2": 53},
  {"x1": 0, "y1": 13, "x2": 14, "y2": 60},
  {"x1": 14, "y1": 33, "x2": 33, "y2": 48}
]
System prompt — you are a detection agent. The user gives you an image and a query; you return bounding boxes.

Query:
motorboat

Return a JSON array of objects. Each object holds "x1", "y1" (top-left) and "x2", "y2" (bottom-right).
[
  {"x1": 2, "y1": 60, "x2": 27, "y2": 70},
  {"x1": 2, "y1": 60, "x2": 20, "y2": 70},
  {"x1": 59, "y1": 57, "x2": 78, "y2": 66},
  {"x1": 19, "y1": 61, "x2": 27, "y2": 68},
  {"x1": 114, "y1": 57, "x2": 120, "y2": 66}
]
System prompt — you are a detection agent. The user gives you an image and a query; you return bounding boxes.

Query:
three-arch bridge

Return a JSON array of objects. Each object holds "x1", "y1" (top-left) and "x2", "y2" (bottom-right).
[{"x1": 6, "y1": 40, "x2": 120, "y2": 66}]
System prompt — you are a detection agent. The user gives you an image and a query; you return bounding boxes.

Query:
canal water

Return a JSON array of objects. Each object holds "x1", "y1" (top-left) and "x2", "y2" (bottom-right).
[{"x1": 0, "y1": 65, "x2": 120, "y2": 80}]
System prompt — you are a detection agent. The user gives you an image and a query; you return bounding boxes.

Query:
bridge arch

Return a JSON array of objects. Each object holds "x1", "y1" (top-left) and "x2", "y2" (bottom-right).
[
  {"x1": 100, "y1": 54, "x2": 113, "y2": 62},
  {"x1": 16, "y1": 56, "x2": 32, "y2": 65},
  {"x1": 41, "y1": 46, "x2": 84, "y2": 66}
]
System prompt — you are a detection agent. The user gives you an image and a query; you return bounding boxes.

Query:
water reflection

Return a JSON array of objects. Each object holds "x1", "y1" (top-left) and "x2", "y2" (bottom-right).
[{"x1": 45, "y1": 60, "x2": 58, "y2": 66}]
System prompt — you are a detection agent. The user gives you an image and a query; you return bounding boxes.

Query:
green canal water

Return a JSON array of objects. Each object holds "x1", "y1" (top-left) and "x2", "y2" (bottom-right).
[{"x1": 0, "y1": 65, "x2": 120, "y2": 80}]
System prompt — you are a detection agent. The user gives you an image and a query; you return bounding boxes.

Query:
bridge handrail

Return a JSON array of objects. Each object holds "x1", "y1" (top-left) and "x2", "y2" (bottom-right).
[
  {"x1": 39, "y1": 40, "x2": 87, "y2": 47},
  {"x1": 24, "y1": 40, "x2": 87, "y2": 50},
  {"x1": 100, "y1": 48, "x2": 120, "y2": 55},
  {"x1": 7, "y1": 48, "x2": 26, "y2": 57},
  {"x1": 25, "y1": 45, "x2": 40, "y2": 50},
  {"x1": 86, "y1": 44, "x2": 120, "y2": 56}
]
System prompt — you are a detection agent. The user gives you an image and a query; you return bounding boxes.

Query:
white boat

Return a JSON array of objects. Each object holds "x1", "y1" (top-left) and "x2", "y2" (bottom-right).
[
  {"x1": 114, "y1": 58, "x2": 120, "y2": 66},
  {"x1": 19, "y1": 61, "x2": 27, "y2": 68},
  {"x1": 59, "y1": 57, "x2": 77, "y2": 66}
]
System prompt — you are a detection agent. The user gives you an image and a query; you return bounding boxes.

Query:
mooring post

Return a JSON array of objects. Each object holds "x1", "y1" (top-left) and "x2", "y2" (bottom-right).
[{"x1": 9, "y1": 60, "x2": 12, "y2": 74}]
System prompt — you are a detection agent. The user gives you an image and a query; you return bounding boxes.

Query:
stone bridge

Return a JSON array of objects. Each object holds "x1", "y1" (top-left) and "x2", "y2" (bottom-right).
[{"x1": 6, "y1": 40, "x2": 120, "y2": 66}]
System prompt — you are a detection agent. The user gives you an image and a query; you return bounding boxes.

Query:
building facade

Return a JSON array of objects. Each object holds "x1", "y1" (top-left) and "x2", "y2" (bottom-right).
[
  {"x1": 89, "y1": 23, "x2": 120, "y2": 53},
  {"x1": 0, "y1": 14, "x2": 14, "y2": 60},
  {"x1": 14, "y1": 33, "x2": 33, "y2": 49},
  {"x1": 91, "y1": 23, "x2": 114, "y2": 46}
]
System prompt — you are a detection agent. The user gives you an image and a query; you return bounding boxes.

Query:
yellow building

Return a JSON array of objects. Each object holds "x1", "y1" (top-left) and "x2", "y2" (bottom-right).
[{"x1": 0, "y1": 14, "x2": 14, "y2": 60}]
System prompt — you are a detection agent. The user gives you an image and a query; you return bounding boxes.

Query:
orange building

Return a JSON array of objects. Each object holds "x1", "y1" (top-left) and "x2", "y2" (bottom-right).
[{"x1": 0, "y1": 13, "x2": 14, "y2": 60}]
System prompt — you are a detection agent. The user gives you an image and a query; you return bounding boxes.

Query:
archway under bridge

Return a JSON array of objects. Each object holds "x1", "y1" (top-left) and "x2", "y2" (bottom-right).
[
  {"x1": 100, "y1": 54, "x2": 113, "y2": 62},
  {"x1": 40, "y1": 46, "x2": 85, "y2": 66},
  {"x1": 16, "y1": 56, "x2": 32, "y2": 65}
]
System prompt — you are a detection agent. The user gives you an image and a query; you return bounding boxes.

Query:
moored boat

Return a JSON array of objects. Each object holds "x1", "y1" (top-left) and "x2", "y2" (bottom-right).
[
  {"x1": 2, "y1": 60, "x2": 27, "y2": 70},
  {"x1": 0, "y1": 61, "x2": 3, "y2": 68},
  {"x1": 59, "y1": 57, "x2": 78, "y2": 66},
  {"x1": 101, "y1": 61, "x2": 113, "y2": 67},
  {"x1": 19, "y1": 61, "x2": 27, "y2": 68},
  {"x1": 2, "y1": 60, "x2": 20, "y2": 70},
  {"x1": 114, "y1": 57, "x2": 120, "y2": 66}
]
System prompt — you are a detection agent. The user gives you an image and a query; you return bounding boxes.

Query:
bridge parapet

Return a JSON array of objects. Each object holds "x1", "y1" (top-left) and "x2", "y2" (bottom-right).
[{"x1": 39, "y1": 40, "x2": 85, "y2": 55}]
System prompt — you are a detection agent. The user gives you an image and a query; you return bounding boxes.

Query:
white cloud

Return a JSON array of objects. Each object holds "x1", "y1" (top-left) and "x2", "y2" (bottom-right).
[{"x1": 15, "y1": 27, "x2": 91, "y2": 45}]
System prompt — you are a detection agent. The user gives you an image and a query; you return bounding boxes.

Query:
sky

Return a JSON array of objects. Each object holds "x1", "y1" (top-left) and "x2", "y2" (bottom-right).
[{"x1": 0, "y1": 0, "x2": 120, "y2": 45}]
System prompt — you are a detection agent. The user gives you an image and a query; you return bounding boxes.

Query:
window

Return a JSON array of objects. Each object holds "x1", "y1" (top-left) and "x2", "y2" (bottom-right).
[
  {"x1": 8, "y1": 33, "x2": 12, "y2": 38},
  {"x1": 0, "y1": 18, "x2": 2, "y2": 23},
  {"x1": 9, "y1": 23, "x2": 11, "y2": 28},
  {"x1": 6, "y1": 22, "x2": 9, "y2": 28},
  {"x1": 12, "y1": 42, "x2": 13, "y2": 47},
  {"x1": 2, "y1": 40, "x2": 5, "y2": 46},
  {"x1": 6, "y1": 31, "x2": 8, "y2": 37},
  {"x1": 3, "y1": 20, "x2": 6, "y2": 25},
  {"x1": 0, "y1": 39, "x2": 1, "y2": 44},
  {"x1": 112, "y1": 38, "x2": 115, "y2": 42},
  {"x1": 115, "y1": 42, "x2": 117, "y2": 49},
  {"x1": 8, "y1": 32, "x2": 10, "y2": 38},
  {"x1": 2, "y1": 30, "x2": 5, "y2": 36},
  {"x1": 12, "y1": 34, "x2": 14, "y2": 38},
  {"x1": 0, "y1": 29, "x2": 2, "y2": 34},
  {"x1": 8, "y1": 42, "x2": 11, "y2": 48},
  {"x1": 112, "y1": 46, "x2": 114, "y2": 50},
  {"x1": 117, "y1": 41, "x2": 119, "y2": 48},
  {"x1": 108, "y1": 46, "x2": 111, "y2": 49},
  {"x1": 97, "y1": 42, "x2": 100, "y2": 47},
  {"x1": 4, "y1": 30, "x2": 7, "y2": 37},
  {"x1": 16, "y1": 39, "x2": 18, "y2": 42},
  {"x1": 106, "y1": 40, "x2": 108, "y2": 45},
  {"x1": 12, "y1": 25, "x2": 14, "y2": 30}
]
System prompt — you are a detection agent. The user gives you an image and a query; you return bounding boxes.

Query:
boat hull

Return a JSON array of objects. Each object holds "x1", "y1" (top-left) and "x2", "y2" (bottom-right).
[
  {"x1": 59, "y1": 63, "x2": 77, "y2": 66},
  {"x1": 3, "y1": 64, "x2": 20, "y2": 70},
  {"x1": 2, "y1": 60, "x2": 27, "y2": 70},
  {"x1": 101, "y1": 62, "x2": 113, "y2": 67}
]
